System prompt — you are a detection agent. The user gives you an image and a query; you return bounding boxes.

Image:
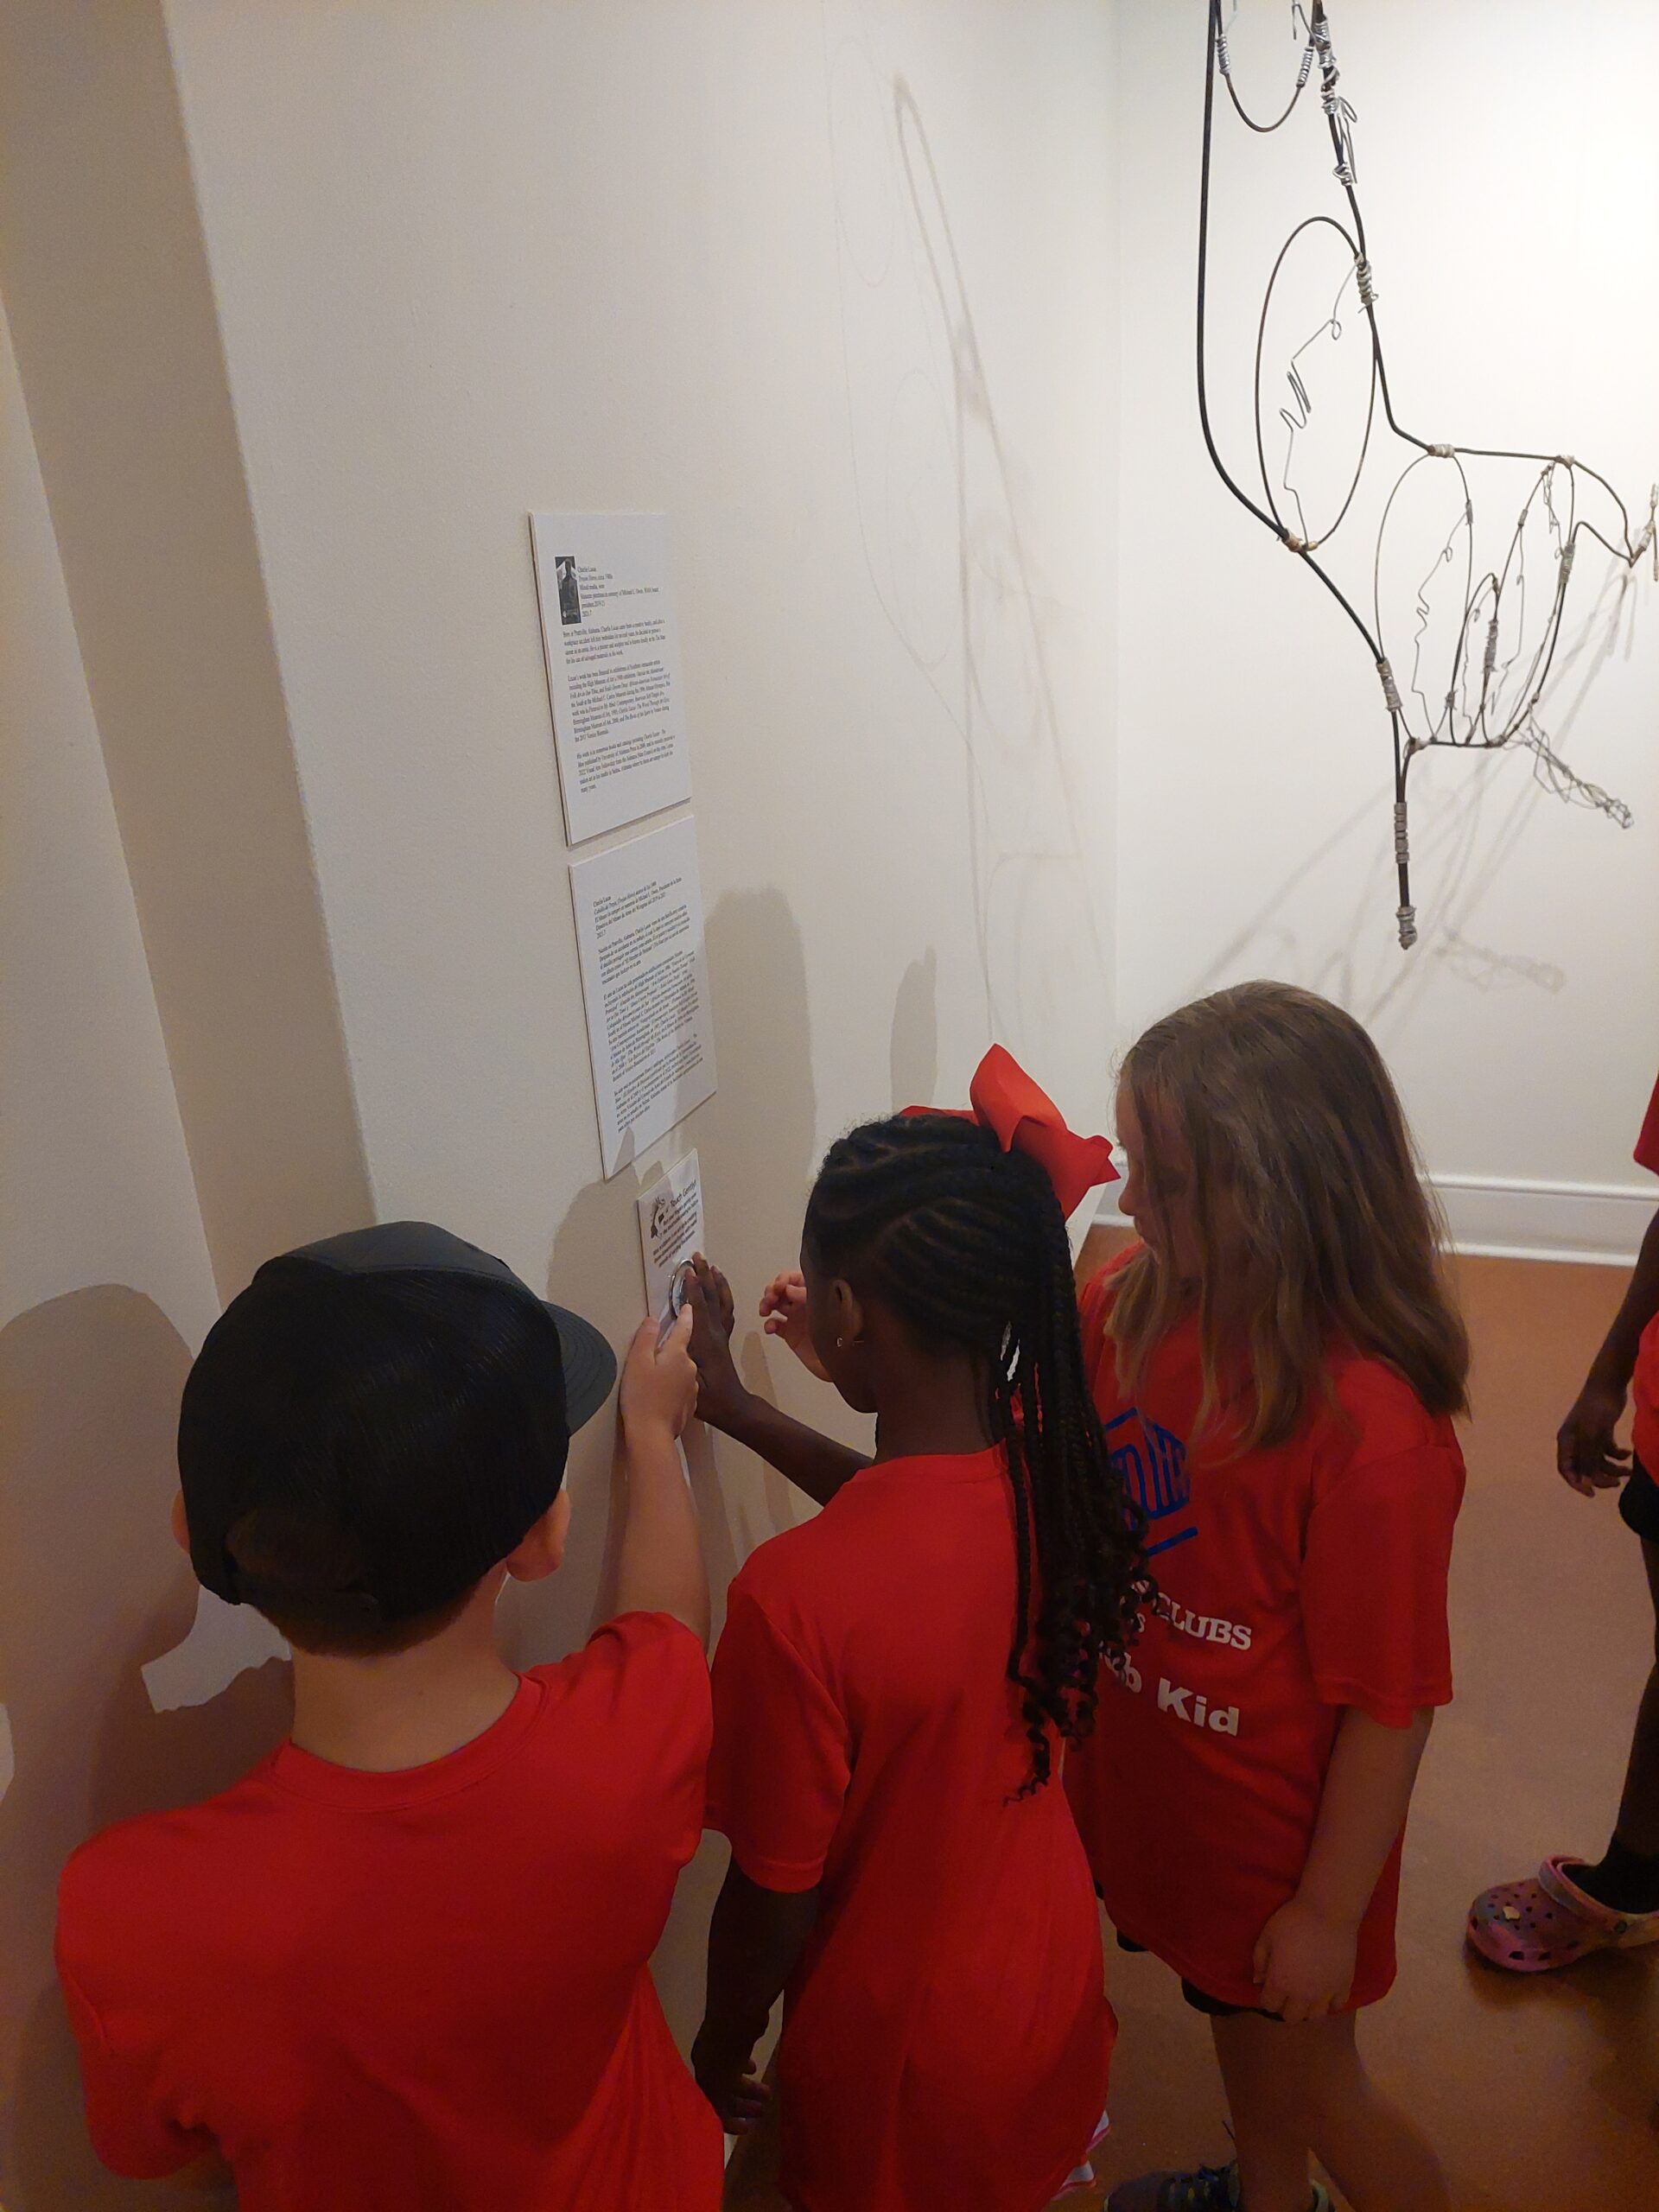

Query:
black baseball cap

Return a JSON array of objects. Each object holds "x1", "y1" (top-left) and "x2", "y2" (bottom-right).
[{"x1": 179, "y1": 1222, "x2": 617, "y2": 1631}]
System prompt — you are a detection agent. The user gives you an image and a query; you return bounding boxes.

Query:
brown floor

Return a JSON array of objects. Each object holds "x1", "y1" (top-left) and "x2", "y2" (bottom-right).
[{"x1": 725, "y1": 1248, "x2": 1659, "y2": 2210}]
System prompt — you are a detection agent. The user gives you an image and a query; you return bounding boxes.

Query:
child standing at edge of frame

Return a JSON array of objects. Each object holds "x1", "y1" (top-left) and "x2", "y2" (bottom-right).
[
  {"x1": 1071, "y1": 983, "x2": 1465, "y2": 2212},
  {"x1": 685, "y1": 1046, "x2": 1148, "y2": 2212},
  {"x1": 55, "y1": 1222, "x2": 721, "y2": 2212},
  {"x1": 1468, "y1": 1066, "x2": 1659, "y2": 1968}
]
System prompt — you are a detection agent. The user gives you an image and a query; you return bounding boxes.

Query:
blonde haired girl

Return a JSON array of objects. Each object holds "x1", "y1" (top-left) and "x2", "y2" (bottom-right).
[{"x1": 1071, "y1": 982, "x2": 1468, "y2": 2212}]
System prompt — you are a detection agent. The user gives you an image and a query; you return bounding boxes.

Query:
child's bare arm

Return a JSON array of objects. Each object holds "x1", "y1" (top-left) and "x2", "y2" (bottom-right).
[
  {"x1": 1559, "y1": 1206, "x2": 1659, "y2": 1494},
  {"x1": 685, "y1": 1258, "x2": 869, "y2": 1508},
  {"x1": 614, "y1": 1310, "x2": 710, "y2": 1645},
  {"x1": 693, "y1": 1863, "x2": 820, "y2": 2132},
  {"x1": 1255, "y1": 1706, "x2": 1433, "y2": 2023}
]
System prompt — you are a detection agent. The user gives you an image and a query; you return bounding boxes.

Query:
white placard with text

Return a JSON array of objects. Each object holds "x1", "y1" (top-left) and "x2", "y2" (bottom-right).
[
  {"x1": 569, "y1": 818, "x2": 717, "y2": 1176},
  {"x1": 531, "y1": 512, "x2": 692, "y2": 844},
  {"x1": 635, "y1": 1151, "x2": 704, "y2": 1328}
]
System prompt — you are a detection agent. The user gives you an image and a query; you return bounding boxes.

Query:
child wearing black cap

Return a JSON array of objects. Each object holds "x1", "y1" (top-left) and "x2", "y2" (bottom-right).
[{"x1": 54, "y1": 1222, "x2": 721, "y2": 2212}]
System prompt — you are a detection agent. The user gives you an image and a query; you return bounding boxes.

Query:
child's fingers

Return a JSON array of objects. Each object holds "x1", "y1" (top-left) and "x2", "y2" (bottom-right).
[
  {"x1": 621, "y1": 1316, "x2": 666, "y2": 1403},
  {"x1": 689, "y1": 1255, "x2": 731, "y2": 1333},
  {"x1": 693, "y1": 1253, "x2": 736, "y2": 1333},
  {"x1": 723, "y1": 2076, "x2": 770, "y2": 2132},
  {"x1": 679, "y1": 1268, "x2": 719, "y2": 1351}
]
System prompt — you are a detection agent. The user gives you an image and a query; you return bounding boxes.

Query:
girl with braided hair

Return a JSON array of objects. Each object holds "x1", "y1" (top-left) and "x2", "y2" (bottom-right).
[{"x1": 686, "y1": 1047, "x2": 1147, "y2": 2212}]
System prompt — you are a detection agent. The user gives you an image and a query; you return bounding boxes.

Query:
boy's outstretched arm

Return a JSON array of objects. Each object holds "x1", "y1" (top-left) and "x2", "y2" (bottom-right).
[
  {"x1": 1559, "y1": 1205, "x2": 1659, "y2": 1495},
  {"x1": 1254, "y1": 1706, "x2": 1433, "y2": 2024},
  {"x1": 614, "y1": 1310, "x2": 710, "y2": 1645},
  {"x1": 693, "y1": 1863, "x2": 820, "y2": 2132},
  {"x1": 684, "y1": 1258, "x2": 869, "y2": 1509}
]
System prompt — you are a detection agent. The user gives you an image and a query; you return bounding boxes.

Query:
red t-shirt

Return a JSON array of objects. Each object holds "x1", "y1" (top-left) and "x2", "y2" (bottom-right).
[
  {"x1": 1066, "y1": 1258, "x2": 1465, "y2": 2011},
  {"x1": 709, "y1": 1446, "x2": 1112, "y2": 2212},
  {"x1": 56, "y1": 1615, "x2": 721, "y2": 2212},
  {"x1": 1633, "y1": 1071, "x2": 1659, "y2": 1472}
]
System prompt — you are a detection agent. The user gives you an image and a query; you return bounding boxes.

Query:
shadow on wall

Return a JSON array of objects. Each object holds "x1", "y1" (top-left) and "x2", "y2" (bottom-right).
[
  {"x1": 692, "y1": 886, "x2": 838, "y2": 1554},
  {"x1": 1185, "y1": 499, "x2": 1645, "y2": 1039},
  {"x1": 504, "y1": 1147, "x2": 649, "y2": 1681},
  {"x1": 540, "y1": 886, "x2": 837, "y2": 2050},
  {"x1": 823, "y1": 12, "x2": 1114, "y2": 1109},
  {"x1": 0, "y1": 1287, "x2": 290, "y2": 2212},
  {"x1": 535, "y1": 883, "x2": 837, "y2": 1669},
  {"x1": 889, "y1": 946, "x2": 940, "y2": 1112}
]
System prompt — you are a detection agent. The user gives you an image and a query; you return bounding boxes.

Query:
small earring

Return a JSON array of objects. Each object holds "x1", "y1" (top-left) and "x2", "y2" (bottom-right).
[{"x1": 836, "y1": 1336, "x2": 847, "y2": 1351}]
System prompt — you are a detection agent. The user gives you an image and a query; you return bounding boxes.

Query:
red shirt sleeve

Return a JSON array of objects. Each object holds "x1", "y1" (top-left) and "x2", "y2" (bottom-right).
[
  {"x1": 1637, "y1": 1071, "x2": 1659, "y2": 1176},
  {"x1": 1301, "y1": 1439, "x2": 1465, "y2": 1727},
  {"x1": 550, "y1": 1611, "x2": 713, "y2": 1866},
  {"x1": 55, "y1": 1882, "x2": 216, "y2": 2180},
  {"x1": 707, "y1": 1582, "x2": 851, "y2": 1894}
]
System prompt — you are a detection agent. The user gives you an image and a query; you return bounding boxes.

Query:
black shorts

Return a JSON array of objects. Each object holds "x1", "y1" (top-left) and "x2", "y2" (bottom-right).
[
  {"x1": 1114, "y1": 1932, "x2": 1281, "y2": 2022},
  {"x1": 1621, "y1": 1459, "x2": 1659, "y2": 1544}
]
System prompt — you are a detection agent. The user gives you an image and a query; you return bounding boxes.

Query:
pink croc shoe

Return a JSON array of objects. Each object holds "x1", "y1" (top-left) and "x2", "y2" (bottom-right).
[{"x1": 1468, "y1": 1854, "x2": 1659, "y2": 1972}]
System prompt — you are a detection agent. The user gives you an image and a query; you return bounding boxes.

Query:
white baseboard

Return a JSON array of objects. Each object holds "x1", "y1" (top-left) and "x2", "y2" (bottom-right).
[
  {"x1": 1429, "y1": 1176, "x2": 1652, "y2": 1267},
  {"x1": 1094, "y1": 1175, "x2": 1654, "y2": 1268}
]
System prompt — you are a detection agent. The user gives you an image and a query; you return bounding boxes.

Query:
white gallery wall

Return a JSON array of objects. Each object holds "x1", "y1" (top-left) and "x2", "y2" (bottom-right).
[
  {"x1": 0, "y1": 294, "x2": 270, "y2": 2209},
  {"x1": 1115, "y1": 0, "x2": 1659, "y2": 1257}
]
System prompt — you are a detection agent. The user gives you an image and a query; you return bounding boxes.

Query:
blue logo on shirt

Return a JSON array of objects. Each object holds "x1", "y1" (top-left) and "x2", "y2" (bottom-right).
[{"x1": 1104, "y1": 1410, "x2": 1195, "y2": 1557}]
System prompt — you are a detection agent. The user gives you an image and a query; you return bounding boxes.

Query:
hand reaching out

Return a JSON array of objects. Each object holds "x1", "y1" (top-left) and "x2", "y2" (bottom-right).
[
  {"x1": 677, "y1": 1261, "x2": 870, "y2": 1504},
  {"x1": 760, "y1": 1270, "x2": 830, "y2": 1382},
  {"x1": 683, "y1": 1255, "x2": 749, "y2": 1432},
  {"x1": 1556, "y1": 1374, "x2": 1630, "y2": 1498}
]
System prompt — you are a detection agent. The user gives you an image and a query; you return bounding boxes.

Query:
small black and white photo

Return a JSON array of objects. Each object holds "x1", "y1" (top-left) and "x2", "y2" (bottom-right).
[{"x1": 556, "y1": 554, "x2": 582, "y2": 627}]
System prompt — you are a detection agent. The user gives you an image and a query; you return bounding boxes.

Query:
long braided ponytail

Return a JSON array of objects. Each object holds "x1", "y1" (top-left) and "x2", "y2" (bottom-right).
[{"x1": 805, "y1": 1112, "x2": 1152, "y2": 1789}]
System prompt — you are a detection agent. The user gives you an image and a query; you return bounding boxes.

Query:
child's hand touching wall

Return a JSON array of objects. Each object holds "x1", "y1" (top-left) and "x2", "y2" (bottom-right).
[
  {"x1": 682, "y1": 1258, "x2": 872, "y2": 1510},
  {"x1": 614, "y1": 1309, "x2": 709, "y2": 1643},
  {"x1": 683, "y1": 1257, "x2": 749, "y2": 1431},
  {"x1": 620, "y1": 1307, "x2": 699, "y2": 1442}
]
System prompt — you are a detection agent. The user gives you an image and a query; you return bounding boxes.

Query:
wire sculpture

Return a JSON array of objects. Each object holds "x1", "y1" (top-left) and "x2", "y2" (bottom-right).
[{"x1": 1198, "y1": 0, "x2": 1656, "y2": 948}]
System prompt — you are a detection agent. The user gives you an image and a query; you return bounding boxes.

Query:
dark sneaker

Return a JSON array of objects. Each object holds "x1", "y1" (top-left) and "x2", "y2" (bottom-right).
[{"x1": 1107, "y1": 2162, "x2": 1331, "y2": 2212}]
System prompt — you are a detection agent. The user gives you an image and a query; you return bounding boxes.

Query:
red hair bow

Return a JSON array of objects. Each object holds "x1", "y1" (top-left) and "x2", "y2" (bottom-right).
[{"x1": 903, "y1": 1044, "x2": 1118, "y2": 1217}]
